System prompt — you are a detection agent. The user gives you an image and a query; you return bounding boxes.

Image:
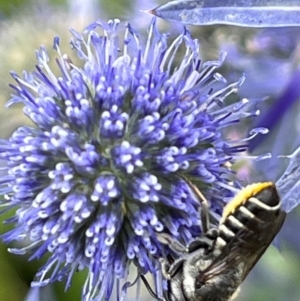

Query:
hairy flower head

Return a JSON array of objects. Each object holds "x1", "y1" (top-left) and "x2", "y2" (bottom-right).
[{"x1": 0, "y1": 18, "x2": 262, "y2": 300}]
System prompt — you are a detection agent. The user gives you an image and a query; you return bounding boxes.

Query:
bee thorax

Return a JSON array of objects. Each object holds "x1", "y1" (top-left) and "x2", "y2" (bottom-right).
[{"x1": 194, "y1": 264, "x2": 244, "y2": 301}]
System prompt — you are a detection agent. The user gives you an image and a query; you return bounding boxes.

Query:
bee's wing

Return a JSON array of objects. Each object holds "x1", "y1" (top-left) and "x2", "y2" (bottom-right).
[{"x1": 200, "y1": 209, "x2": 286, "y2": 282}]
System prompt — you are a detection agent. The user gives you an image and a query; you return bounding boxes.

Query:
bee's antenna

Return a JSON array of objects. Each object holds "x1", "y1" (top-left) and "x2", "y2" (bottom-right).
[
  {"x1": 183, "y1": 177, "x2": 210, "y2": 234},
  {"x1": 140, "y1": 275, "x2": 164, "y2": 301}
]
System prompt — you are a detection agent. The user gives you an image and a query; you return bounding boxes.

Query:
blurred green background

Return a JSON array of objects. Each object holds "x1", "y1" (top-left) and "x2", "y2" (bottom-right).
[{"x1": 0, "y1": 1, "x2": 299, "y2": 301}]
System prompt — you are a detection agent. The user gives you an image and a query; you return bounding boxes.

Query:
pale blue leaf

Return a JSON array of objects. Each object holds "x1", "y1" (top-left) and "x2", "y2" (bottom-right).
[
  {"x1": 148, "y1": 0, "x2": 300, "y2": 28},
  {"x1": 276, "y1": 146, "x2": 300, "y2": 213}
]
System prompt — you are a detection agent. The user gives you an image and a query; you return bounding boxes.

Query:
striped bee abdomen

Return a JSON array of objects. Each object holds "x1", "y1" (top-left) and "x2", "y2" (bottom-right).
[{"x1": 216, "y1": 182, "x2": 282, "y2": 248}]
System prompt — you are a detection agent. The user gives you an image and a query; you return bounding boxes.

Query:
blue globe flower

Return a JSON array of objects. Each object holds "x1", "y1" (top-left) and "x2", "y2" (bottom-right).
[{"x1": 0, "y1": 18, "x2": 261, "y2": 300}]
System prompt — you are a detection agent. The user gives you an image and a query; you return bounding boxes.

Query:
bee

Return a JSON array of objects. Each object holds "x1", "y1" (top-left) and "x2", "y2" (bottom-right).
[{"x1": 141, "y1": 181, "x2": 286, "y2": 301}]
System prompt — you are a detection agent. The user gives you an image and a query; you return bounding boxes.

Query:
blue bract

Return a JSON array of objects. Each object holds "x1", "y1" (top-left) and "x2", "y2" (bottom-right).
[
  {"x1": 148, "y1": 0, "x2": 300, "y2": 28},
  {"x1": 0, "y1": 18, "x2": 261, "y2": 300}
]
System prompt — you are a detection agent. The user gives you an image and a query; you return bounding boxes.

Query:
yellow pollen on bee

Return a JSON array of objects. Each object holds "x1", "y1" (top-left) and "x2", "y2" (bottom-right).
[{"x1": 221, "y1": 182, "x2": 274, "y2": 222}]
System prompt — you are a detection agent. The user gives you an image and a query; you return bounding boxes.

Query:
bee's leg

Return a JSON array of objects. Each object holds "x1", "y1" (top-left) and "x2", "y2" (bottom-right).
[
  {"x1": 157, "y1": 233, "x2": 187, "y2": 278},
  {"x1": 187, "y1": 236, "x2": 213, "y2": 253},
  {"x1": 187, "y1": 228, "x2": 219, "y2": 253},
  {"x1": 206, "y1": 227, "x2": 219, "y2": 239},
  {"x1": 159, "y1": 257, "x2": 172, "y2": 279},
  {"x1": 157, "y1": 232, "x2": 187, "y2": 254},
  {"x1": 185, "y1": 247, "x2": 210, "y2": 267},
  {"x1": 140, "y1": 275, "x2": 164, "y2": 301},
  {"x1": 159, "y1": 256, "x2": 185, "y2": 279}
]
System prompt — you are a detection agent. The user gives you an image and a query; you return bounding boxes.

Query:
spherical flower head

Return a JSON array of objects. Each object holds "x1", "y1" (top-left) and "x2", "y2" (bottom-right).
[{"x1": 0, "y1": 18, "x2": 260, "y2": 301}]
